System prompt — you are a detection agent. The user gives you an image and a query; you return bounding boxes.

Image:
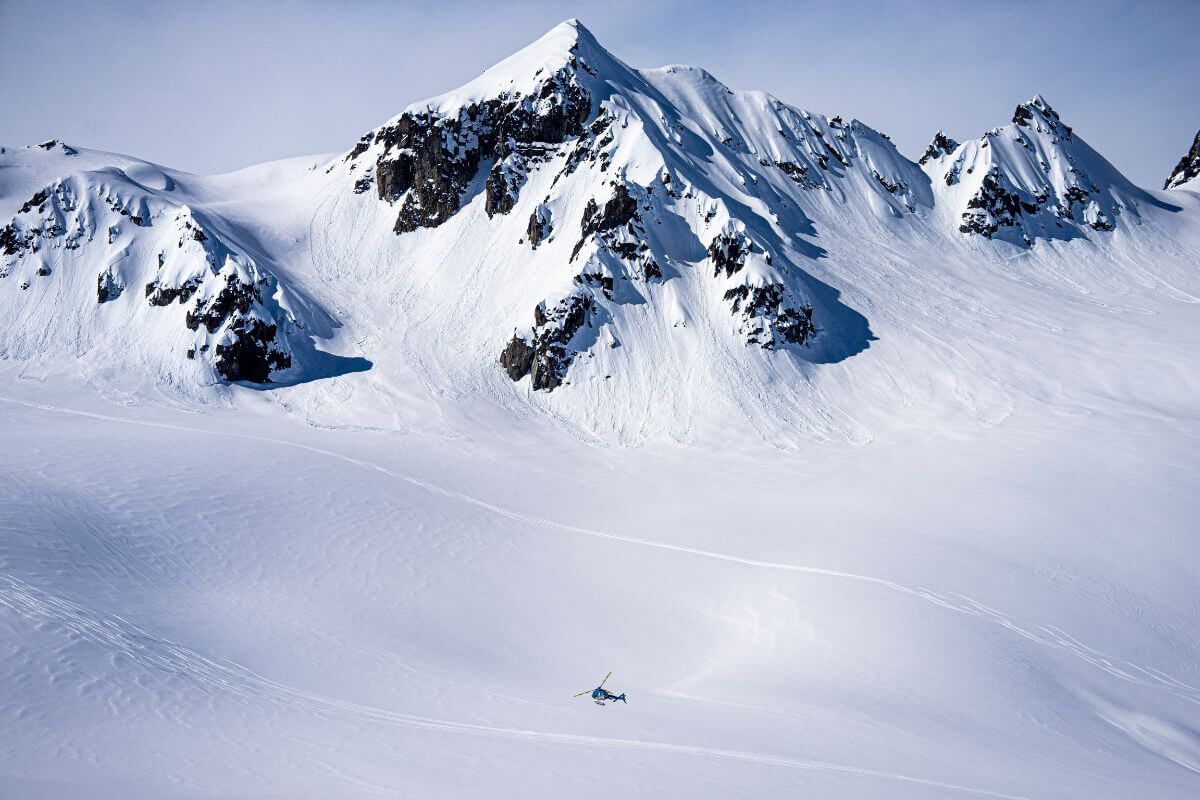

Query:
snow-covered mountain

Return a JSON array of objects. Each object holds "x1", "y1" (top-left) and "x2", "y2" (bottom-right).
[
  {"x1": 3, "y1": 19, "x2": 1200, "y2": 800},
  {"x1": 920, "y1": 95, "x2": 1153, "y2": 244},
  {"x1": 3, "y1": 18, "x2": 1193, "y2": 441}
]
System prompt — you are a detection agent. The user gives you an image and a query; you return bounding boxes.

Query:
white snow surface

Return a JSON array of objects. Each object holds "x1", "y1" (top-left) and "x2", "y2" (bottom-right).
[{"x1": 2, "y1": 18, "x2": 1200, "y2": 800}]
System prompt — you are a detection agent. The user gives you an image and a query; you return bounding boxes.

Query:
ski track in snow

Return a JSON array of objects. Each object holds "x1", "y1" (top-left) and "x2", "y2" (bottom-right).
[
  {"x1": 2, "y1": 393, "x2": 1198, "y2": 713},
  {"x1": 0, "y1": 572, "x2": 1029, "y2": 800}
]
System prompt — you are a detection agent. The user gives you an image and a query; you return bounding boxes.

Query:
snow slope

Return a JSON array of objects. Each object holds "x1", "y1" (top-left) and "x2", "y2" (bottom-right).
[{"x1": 1, "y1": 18, "x2": 1200, "y2": 800}]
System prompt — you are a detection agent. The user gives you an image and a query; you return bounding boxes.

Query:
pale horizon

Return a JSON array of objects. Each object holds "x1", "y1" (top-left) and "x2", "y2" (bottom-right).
[{"x1": 2, "y1": 0, "x2": 1197, "y2": 187}]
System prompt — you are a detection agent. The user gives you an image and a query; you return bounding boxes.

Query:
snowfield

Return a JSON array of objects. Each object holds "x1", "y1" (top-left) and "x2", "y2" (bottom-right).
[{"x1": 2, "y1": 19, "x2": 1199, "y2": 799}]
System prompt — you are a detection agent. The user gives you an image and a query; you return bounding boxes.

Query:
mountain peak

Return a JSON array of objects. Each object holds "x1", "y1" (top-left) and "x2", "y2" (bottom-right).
[
  {"x1": 400, "y1": 18, "x2": 620, "y2": 117},
  {"x1": 548, "y1": 17, "x2": 594, "y2": 42},
  {"x1": 1012, "y1": 95, "x2": 1071, "y2": 138},
  {"x1": 518, "y1": 18, "x2": 601, "y2": 61},
  {"x1": 1164, "y1": 129, "x2": 1200, "y2": 190}
]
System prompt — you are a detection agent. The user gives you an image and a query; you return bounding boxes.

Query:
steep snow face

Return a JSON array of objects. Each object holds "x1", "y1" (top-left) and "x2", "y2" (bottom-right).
[
  {"x1": 335, "y1": 19, "x2": 926, "y2": 396},
  {"x1": 0, "y1": 143, "x2": 353, "y2": 390},
  {"x1": 924, "y1": 96, "x2": 1144, "y2": 246},
  {"x1": 1, "y1": 21, "x2": 1197, "y2": 445},
  {"x1": 1165, "y1": 129, "x2": 1200, "y2": 190}
]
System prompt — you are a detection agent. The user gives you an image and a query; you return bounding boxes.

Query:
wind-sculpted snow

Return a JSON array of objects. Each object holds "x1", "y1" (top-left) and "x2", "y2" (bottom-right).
[
  {"x1": 0, "y1": 150, "x2": 363, "y2": 388},
  {"x1": 3, "y1": 378, "x2": 1200, "y2": 798}
]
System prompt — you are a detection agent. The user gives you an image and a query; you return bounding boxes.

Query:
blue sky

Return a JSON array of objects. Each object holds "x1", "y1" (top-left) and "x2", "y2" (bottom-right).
[{"x1": 2, "y1": 0, "x2": 1197, "y2": 186}]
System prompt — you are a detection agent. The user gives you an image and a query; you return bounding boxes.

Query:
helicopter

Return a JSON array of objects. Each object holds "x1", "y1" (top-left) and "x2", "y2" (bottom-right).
[{"x1": 574, "y1": 671, "x2": 627, "y2": 705}]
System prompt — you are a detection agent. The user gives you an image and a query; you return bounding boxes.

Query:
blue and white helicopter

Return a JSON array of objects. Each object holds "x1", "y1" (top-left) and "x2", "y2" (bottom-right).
[{"x1": 574, "y1": 671, "x2": 627, "y2": 705}]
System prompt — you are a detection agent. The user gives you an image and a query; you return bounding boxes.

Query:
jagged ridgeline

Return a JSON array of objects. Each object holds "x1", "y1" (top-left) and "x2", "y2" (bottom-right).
[
  {"x1": 0, "y1": 19, "x2": 1180, "y2": 399},
  {"x1": 918, "y1": 96, "x2": 1157, "y2": 246},
  {"x1": 341, "y1": 20, "x2": 923, "y2": 391}
]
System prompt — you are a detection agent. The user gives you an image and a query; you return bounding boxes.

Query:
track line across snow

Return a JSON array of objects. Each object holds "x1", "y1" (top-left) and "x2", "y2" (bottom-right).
[
  {"x1": 2, "y1": 393, "x2": 1198, "y2": 713},
  {"x1": 0, "y1": 572, "x2": 1029, "y2": 800}
]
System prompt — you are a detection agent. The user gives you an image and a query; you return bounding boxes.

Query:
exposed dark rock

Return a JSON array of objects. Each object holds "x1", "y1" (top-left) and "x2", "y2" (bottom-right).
[
  {"x1": 872, "y1": 170, "x2": 905, "y2": 194},
  {"x1": 19, "y1": 189, "x2": 49, "y2": 214},
  {"x1": 559, "y1": 111, "x2": 616, "y2": 179},
  {"x1": 347, "y1": 135, "x2": 372, "y2": 160},
  {"x1": 499, "y1": 293, "x2": 594, "y2": 391},
  {"x1": 1060, "y1": 185, "x2": 1091, "y2": 220},
  {"x1": 485, "y1": 159, "x2": 523, "y2": 218},
  {"x1": 185, "y1": 273, "x2": 261, "y2": 333},
  {"x1": 576, "y1": 270, "x2": 614, "y2": 299},
  {"x1": 145, "y1": 276, "x2": 202, "y2": 306},
  {"x1": 187, "y1": 225, "x2": 207, "y2": 244},
  {"x1": 918, "y1": 131, "x2": 959, "y2": 165},
  {"x1": 582, "y1": 184, "x2": 637, "y2": 234},
  {"x1": 0, "y1": 174, "x2": 299, "y2": 384},
  {"x1": 1165, "y1": 129, "x2": 1200, "y2": 190},
  {"x1": 36, "y1": 140, "x2": 76, "y2": 155},
  {"x1": 35, "y1": 140, "x2": 77, "y2": 155},
  {"x1": 0, "y1": 225, "x2": 20, "y2": 256},
  {"x1": 572, "y1": 184, "x2": 639, "y2": 260},
  {"x1": 959, "y1": 168, "x2": 1039, "y2": 240},
  {"x1": 944, "y1": 161, "x2": 962, "y2": 186},
  {"x1": 372, "y1": 62, "x2": 591, "y2": 234},
  {"x1": 527, "y1": 204, "x2": 552, "y2": 248},
  {"x1": 708, "y1": 231, "x2": 754, "y2": 278},
  {"x1": 774, "y1": 160, "x2": 815, "y2": 187},
  {"x1": 213, "y1": 318, "x2": 291, "y2": 383},
  {"x1": 499, "y1": 335, "x2": 535, "y2": 380},
  {"x1": 724, "y1": 284, "x2": 815, "y2": 348},
  {"x1": 1012, "y1": 97, "x2": 1072, "y2": 140},
  {"x1": 2, "y1": 189, "x2": 73, "y2": 255}
]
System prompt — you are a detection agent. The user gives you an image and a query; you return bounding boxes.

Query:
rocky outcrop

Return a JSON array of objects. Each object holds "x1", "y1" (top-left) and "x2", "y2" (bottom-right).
[
  {"x1": 96, "y1": 268, "x2": 123, "y2": 303},
  {"x1": 1, "y1": 178, "x2": 298, "y2": 384},
  {"x1": 708, "y1": 231, "x2": 754, "y2": 278},
  {"x1": 358, "y1": 59, "x2": 592, "y2": 234},
  {"x1": 501, "y1": 182, "x2": 664, "y2": 391},
  {"x1": 572, "y1": 183, "x2": 659, "y2": 282},
  {"x1": 919, "y1": 131, "x2": 959, "y2": 165},
  {"x1": 499, "y1": 292, "x2": 594, "y2": 390},
  {"x1": 527, "y1": 204, "x2": 552, "y2": 248},
  {"x1": 708, "y1": 226, "x2": 816, "y2": 350},
  {"x1": 572, "y1": 184, "x2": 638, "y2": 259},
  {"x1": 959, "y1": 168, "x2": 1039, "y2": 241},
  {"x1": 499, "y1": 335, "x2": 535, "y2": 381},
  {"x1": 1012, "y1": 96, "x2": 1072, "y2": 139},
  {"x1": 212, "y1": 317, "x2": 291, "y2": 383},
  {"x1": 724, "y1": 283, "x2": 815, "y2": 348},
  {"x1": 1165, "y1": 130, "x2": 1200, "y2": 190},
  {"x1": 145, "y1": 276, "x2": 201, "y2": 306}
]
